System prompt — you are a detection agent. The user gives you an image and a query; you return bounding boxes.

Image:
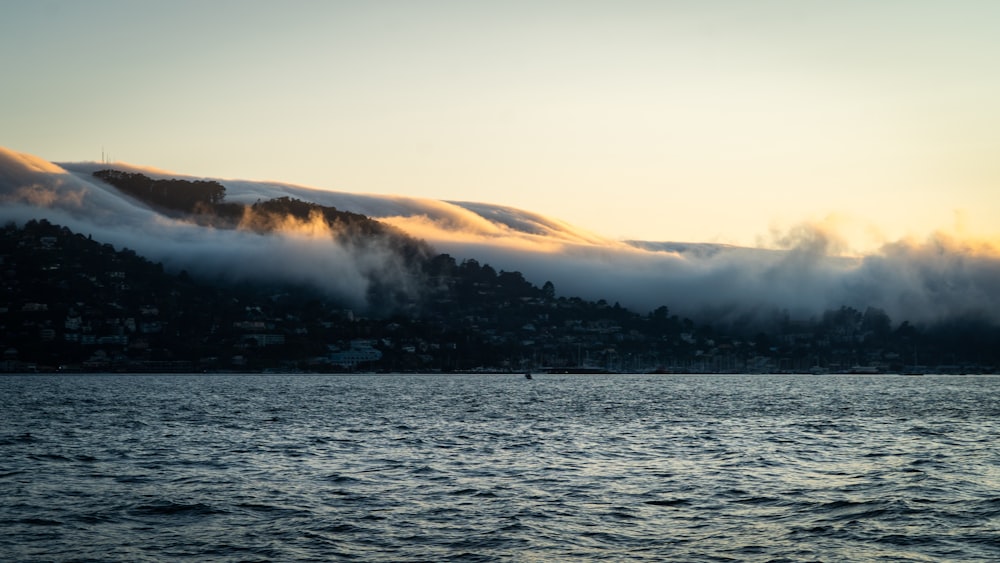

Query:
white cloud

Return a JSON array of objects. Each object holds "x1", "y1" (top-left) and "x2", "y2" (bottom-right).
[{"x1": 0, "y1": 146, "x2": 993, "y2": 325}]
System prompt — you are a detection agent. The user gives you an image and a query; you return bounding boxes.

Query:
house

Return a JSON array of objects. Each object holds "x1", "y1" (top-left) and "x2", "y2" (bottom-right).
[{"x1": 328, "y1": 340, "x2": 382, "y2": 367}]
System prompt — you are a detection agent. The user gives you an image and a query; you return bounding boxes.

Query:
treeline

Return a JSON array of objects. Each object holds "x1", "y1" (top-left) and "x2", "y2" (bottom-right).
[
  {"x1": 93, "y1": 169, "x2": 226, "y2": 213},
  {"x1": 93, "y1": 168, "x2": 433, "y2": 270},
  {"x1": 246, "y1": 196, "x2": 432, "y2": 262}
]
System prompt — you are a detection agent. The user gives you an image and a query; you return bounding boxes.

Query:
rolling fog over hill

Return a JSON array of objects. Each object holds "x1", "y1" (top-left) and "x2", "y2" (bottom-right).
[{"x1": 2, "y1": 146, "x2": 1000, "y2": 327}]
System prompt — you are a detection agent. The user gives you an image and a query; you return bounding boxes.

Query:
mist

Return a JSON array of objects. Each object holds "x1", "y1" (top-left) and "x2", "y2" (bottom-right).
[
  {"x1": 1, "y1": 148, "x2": 416, "y2": 309},
  {"x1": 400, "y1": 218, "x2": 1000, "y2": 326},
  {"x1": 3, "y1": 147, "x2": 998, "y2": 325}
]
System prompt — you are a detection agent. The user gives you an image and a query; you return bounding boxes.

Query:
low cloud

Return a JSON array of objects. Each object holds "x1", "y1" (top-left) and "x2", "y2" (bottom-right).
[{"x1": 1, "y1": 146, "x2": 996, "y2": 325}]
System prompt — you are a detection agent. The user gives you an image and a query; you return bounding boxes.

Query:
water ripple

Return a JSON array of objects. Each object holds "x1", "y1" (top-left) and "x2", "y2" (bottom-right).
[{"x1": 1, "y1": 373, "x2": 998, "y2": 561}]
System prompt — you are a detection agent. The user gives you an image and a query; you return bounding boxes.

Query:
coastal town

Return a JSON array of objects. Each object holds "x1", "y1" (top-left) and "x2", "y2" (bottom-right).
[{"x1": 3, "y1": 219, "x2": 997, "y2": 375}]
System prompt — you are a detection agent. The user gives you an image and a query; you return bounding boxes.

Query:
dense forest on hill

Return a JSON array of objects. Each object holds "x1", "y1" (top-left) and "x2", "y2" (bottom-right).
[
  {"x1": 3, "y1": 219, "x2": 998, "y2": 373},
  {"x1": 92, "y1": 169, "x2": 434, "y2": 314},
  {"x1": 92, "y1": 169, "x2": 432, "y2": 262},
  {"x1": 92, "y1": 169, "x2": 227, "y2": 213}
]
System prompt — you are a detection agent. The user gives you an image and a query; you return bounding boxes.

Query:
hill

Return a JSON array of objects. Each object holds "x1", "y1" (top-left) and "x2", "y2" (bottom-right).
[
  {"x1": 3, "y1": 219, "x2": 998, "y2": 373},
  {"x1": 3, "y1": 146, "x2": 1000, "y2": 329}
]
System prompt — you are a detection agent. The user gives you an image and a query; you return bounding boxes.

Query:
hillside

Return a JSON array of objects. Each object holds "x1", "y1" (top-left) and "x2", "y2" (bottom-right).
[
  {"x1": 92, "y1": 167, "x2": 433, "y2": 266},
  {"x1": 3, "y1": 146, "x2": 1000, "y2": 329},
  {"x1": 3, "y1": 219, "x2": 998, "y2": 374}
]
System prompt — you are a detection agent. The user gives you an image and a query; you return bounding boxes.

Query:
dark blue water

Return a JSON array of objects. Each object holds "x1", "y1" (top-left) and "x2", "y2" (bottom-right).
[{"x1": 2, "y1": 373, "x2": 998, "y2": 562}]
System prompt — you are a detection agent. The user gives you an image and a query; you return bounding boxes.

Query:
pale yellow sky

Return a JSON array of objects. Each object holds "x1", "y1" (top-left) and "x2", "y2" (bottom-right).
[{"x1": 2, "y1": 0, "x2": 998, "y2": 251}]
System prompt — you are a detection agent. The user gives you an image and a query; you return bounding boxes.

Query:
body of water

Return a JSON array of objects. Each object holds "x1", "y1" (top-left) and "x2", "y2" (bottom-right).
[{"x1": 2, "y1": 373, "x2": 998, "y2": 561}]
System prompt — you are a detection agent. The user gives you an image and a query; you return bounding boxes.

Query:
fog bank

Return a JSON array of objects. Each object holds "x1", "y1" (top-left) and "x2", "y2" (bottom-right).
[{"x1": 1, "y1": 147, "x2": 996, "y2": 324}]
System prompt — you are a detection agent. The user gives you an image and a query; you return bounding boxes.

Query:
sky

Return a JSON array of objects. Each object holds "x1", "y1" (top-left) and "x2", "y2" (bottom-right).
[{"x1": 2, "y1": 0, "x2": 1000, "y2": 250}]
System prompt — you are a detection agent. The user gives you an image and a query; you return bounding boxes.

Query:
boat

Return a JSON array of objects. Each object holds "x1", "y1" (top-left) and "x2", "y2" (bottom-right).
[{"x1": 524, "y1": 372, "x2": 532, "y2": 380}]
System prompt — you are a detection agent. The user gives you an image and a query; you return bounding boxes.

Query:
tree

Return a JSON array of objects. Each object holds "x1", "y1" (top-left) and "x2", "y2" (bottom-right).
[
  {"x1": 542, "y1": 281, "x2": 556, "y2": 300},
  {"x1": 862, "y1": 307, "x2": 892, "y2": 338}
]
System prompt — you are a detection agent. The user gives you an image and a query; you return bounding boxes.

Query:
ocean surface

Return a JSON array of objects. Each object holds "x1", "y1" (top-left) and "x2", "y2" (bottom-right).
[{"x1": 1, "y1": 373, "x2": 998, "y2": 562}]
